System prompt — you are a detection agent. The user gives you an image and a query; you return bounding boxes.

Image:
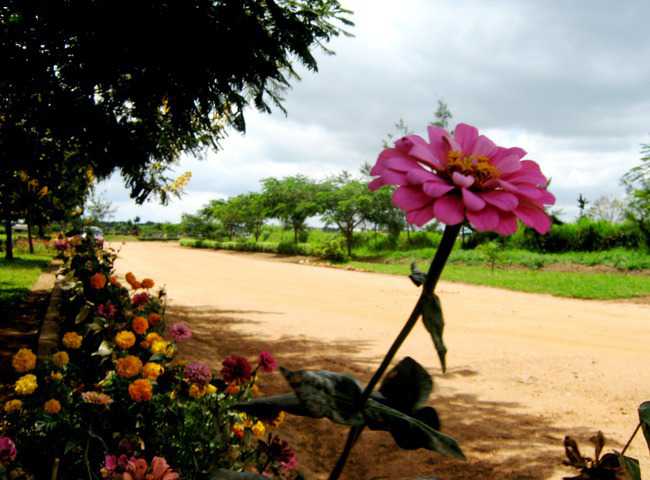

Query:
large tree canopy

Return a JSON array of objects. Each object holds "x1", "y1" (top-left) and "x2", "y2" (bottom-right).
[{"x1": 1, "y1": 0, "x2": 352, "y2": 201}]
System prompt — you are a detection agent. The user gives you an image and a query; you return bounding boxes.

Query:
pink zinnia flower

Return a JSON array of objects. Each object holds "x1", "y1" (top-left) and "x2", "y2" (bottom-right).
[
  {"x1": 258, "y1": 351, "x2": 277, "y2": 373},
  {"x1": 169, "y1": 322, "x2": 192, "y2": 342},
  {"x1": 221, "y1": 355, "x2": 252, "y2": 383},
  {"x1": 369, "y1": 123, "x2": 555, "y2": 235},
  {"x1": 132, "y1": 292, "x2": 150, "y2": 307},
  {"x1": 184, "y1": 361, "x2": 212, "y2": 385},
  {"x1": 0, "y1": 436, "x2": 16, "y2": 463}
]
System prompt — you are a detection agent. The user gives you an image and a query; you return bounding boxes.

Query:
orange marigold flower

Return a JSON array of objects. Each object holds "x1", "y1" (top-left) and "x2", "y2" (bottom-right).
[
  {"x1": 147, "y1": 313, "x2": 162, "y2": 327},
  {"x1": 50, "y1": 371, "x2": 63, "y2": 382},
  {"x1": 62, "y1": 331, "x2": 83, "y2": 349},
  {"x1": 142, "y1": 362, "x2": 164, "y2": 380},
  {"x1": 188, "y1": 383, "x2": 206, "y2": 399},
  {"x1": 232, "y1": 424, "x2": 245, "y2": 439},
  {"x1": 128, "y1": 379, "x2": 153, "y2": 402},
  {"x1": 4, "y1": 399, "x2": 22, "y2": 414},
  {"x1": 115, "y1": 331, "x2": 136, "y2": 350},
  {"x1": 52, "y1": 351, "x2": 69, "y2": 368},
  {"x1": 44, "y1": 399, "x2": 62, "y2": 415},
  {"x1": 141, "y1": 278, "x2": 155, "y2": 289},
  {"x1": 89, "y1": 272, "x2": 107, "y2": 289},
  {"x1": 132, "y1": 316, "x2": 149, "y2": 335},
  {"x1": 116, "y1": 355, "x2": 143, "y2": 378},
  {"x1": 110, "y1": 275, "x2": 121, "y2": 287},
  {"x1": 225, "y1": 383, "x2": 240, "y2": 395},
  {"x1": 12, "y1": 348, "x2": 36, "y2": 373},
  {"x1": 125, "y1": 272, "x2": 138, "y2": 288}
]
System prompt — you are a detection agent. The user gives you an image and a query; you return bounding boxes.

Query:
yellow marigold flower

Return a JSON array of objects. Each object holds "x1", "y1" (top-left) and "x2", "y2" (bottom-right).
[
  {"x1": 89, "y1": 272, "x2": 107, "y2": 289},
  {"x1": 44, "y1": 399, "x2": 62, "y2": 415},
  {"x1": 141, "y1": 278, "x2": 155, "y2": 289},
  {"x1": 142, "y1": 362, "x2": 164, "y2": 380},
  {"x1": 188, "y1": 383, "x2": 205, "y2": 399},
  {"x1": 4, "y1": 399, "x2": 22, "y2": 414},
  {"x1": 115, "y1": 330, "x2": 136, "y2": 350},
  {"x1": 12, "y1": 348, "x2": 36, "y2": 373},
  {"x1": 150, "y1": 340, "x2": 170, "y2": 355},
  {"x1": 116, "y1": 355, "x2": 143, "y2": 378},
  {"x1": 128, "y1": 379, "x2": 153, "y2": 402},
  {"x1": 268, "y1": 410, "x2": 286, "y2": 429},
  {"x1": 50, "y1": 371, "x2": 63, "y2": 382},
  {"x1": 15, "y1": 374, "x2": 38, "y2": 396},
  {"x1": 140, "y1": 332, "x2": 163, "y2": 349},
  {"x1": 206, "y1": 384, "x2": 217, "y2": 395},
  {"x1": 251, "y1": 421, "x2": 266, "y2": 439},
  {"x1": 132, "y1": 316, "x2": 148, "y2": 335},
  {"x1": 62, "y1": 331, "x2": 83, "y2": 349},
  {"x1": 52, "y1": 351, "x2": 69, "y2": 368}
]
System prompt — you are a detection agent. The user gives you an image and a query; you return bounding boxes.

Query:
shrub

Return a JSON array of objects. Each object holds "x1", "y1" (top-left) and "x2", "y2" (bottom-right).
[
  {"x1": 0, "y1": 236, "x2": 293, "y2": 479},
  {"x1": 316, "y1": 237, "x2": 348, "y2": 262}
]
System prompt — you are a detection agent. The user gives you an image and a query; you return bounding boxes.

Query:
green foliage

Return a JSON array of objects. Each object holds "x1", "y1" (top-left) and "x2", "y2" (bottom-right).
[
  {"x1": 421, "y1": 294, "x2": 447, "y2": 372},
  {"x1": 477, "y1": 241, "x2": 502, "y2": 271},
  {"x1": 0, "y1": 253, "x2": 52, "y2": 312},
  {"x1": 315, "y1": 237, "x2": 348, "y2": 262},
  {"x1": 2, "y1": 1, "x2": 352, "y2": 201}
]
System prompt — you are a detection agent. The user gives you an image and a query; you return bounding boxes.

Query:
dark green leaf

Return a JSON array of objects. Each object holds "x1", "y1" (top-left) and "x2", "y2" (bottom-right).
[
  {"x1": 91, "y1": 340, "x2": 113, "y2": 357},
  {"x1": 209, "y1": 470, "x2": 266, "y2": 480},
  {"x1": 364, "y1": 398, "x2": 464, "y2": 459},
  {"x1": 379, "y1": 356, "x2": 433, "y2": 413},
  {"x1": 75, "y1": 303, "x2": 92, "y2": 324},
  {"x1": 409, "y1": 262, "x2": 426, "y2": 287},
  {"x1": 617, "y1": 453, "x2": 641, "y2": 480},
  {"x1": 638, "y1": 401, "x2": 650, "y2": 454},
  {"x1": 281, "y1": 367, "x2": 365, "y2": 426},
  {"x1": 387, "y1": 406, "x2": 441, "y2": 450},
  {"x1": 421, "y1": 293, "x2": 447, "y2": 372}
]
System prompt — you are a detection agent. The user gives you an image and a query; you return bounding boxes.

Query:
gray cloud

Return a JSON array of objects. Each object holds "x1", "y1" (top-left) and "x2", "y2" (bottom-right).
[{"x1": 99, "y1": 0, "x2": 650, "y2": 222}]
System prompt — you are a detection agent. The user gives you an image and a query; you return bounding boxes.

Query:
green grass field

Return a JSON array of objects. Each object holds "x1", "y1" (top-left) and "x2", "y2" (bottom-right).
[
  {"x1": 0, "y1": 253, "x2": 53, "y2": 310},
  {"x1": 346, "y1": 261, "x2": 650, "y2": 300}
]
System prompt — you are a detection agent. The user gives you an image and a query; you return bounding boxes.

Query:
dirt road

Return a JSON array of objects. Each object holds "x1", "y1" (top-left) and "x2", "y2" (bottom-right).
[{"x1": 113, "y1": 241, "x2": 650, "y2": 479}]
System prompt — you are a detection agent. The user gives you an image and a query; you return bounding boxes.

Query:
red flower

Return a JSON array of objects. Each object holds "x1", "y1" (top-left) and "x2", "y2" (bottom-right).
[
  {"x1": 221, "y1": 355, "x2": 252, "y2": 383},
  {"x1": 258, "y1": 351, "x2": 277, "y2": 373}
]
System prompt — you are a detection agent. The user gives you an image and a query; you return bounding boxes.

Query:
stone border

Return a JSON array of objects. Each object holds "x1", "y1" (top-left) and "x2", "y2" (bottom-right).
[{"x1": 37, "y1": 261, "x2": 64, "y2": 356}]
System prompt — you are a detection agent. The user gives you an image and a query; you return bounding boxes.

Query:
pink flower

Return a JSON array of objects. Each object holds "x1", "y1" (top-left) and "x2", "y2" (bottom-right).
[
  {"x1": 0, "y1": 436, "x2": 17, "y2": 463},
  {"x1": 132, "y1": 292, "x2": 150, "y2": 307},
  {"x1": 184, "y1": 361, "x2": 212, "y2": 385},
  {"x1": 258, "y1": 351, "x2": 277, "y2": 373},
  {"x1": 369, "y1": 123, "x2": 555, "y2": 235},
  {"x1": 267, "y1": 436, "x2": 298, "y2": 471},
  {"x1": 221, "y1": 355, "x2": 252, "y2": 383},
  {"x1": 97, "y1": 302, "x2": 117, "y2": 319},
  {"x1": 169, "y1": 322, "x2": 192, "y2": 342},
  {"x1": 150, "y1": 456, "x2": 179, "y2": 480},
  {"x1": 124, "y1": 457, "x2": 148, "y2": 480}
]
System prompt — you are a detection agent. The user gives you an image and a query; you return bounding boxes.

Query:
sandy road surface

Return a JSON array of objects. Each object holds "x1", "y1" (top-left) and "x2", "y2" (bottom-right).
[{"x1": 113, "y1": 241, "x2": 650, "y2": 479}]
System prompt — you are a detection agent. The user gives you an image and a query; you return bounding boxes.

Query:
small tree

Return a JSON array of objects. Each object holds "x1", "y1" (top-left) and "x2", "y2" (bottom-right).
[
  {"x1": 587, "y1": 195, "x2": 625, "y2": 223},
  {"x1": 236, "y1": 193, "x2": 268, "y2": 242},
  {"x1": 320, "y1": 173, "x2": 373, "y2": 256},
  {"x1": 261, "y1": 176, "x2": 323, "y2": 243},
  {"x1": 577, "y1": 193, "x2": 589, "y2": 218}
]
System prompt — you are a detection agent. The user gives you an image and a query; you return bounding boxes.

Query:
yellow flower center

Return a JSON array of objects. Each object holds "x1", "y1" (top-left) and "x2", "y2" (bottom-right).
[{"x1": 446, "y1": 151, "x2": 500, "y2": 185}]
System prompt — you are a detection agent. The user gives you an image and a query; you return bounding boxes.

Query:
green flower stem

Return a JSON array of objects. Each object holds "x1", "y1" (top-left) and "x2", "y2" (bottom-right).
[{"x1": 328, "y1": 223, "x2": 462, "y2": 480}]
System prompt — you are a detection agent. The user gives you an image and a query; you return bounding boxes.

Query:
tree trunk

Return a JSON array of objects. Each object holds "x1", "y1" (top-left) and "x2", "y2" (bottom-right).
[
  {"x1": 293, "y1": 225, "x2": 298, "y2": 244},
  {"x1": 346, "y1": 231, "x2": 352, "y2": 257},
  {"x1": 4, "y1": 218, "x2": 14, "y2": 260},
  {"x1": 27, "y1": 218, "x2": 34, "y2": 254},
  {"x1": 38, "y1": 223, "x2": 45, "y2": 239}
]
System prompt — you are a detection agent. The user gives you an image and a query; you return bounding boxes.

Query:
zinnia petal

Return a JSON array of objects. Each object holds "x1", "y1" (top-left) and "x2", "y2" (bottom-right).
[
  {"x1": 452, "y1": 172, "x2": 474, "y2": 188},
  {"x1": 368, "y1": 177, "x2": 386, "y2": 191},
  {"x1": 393, "y1": 186, "x2": 431, "y2": 211},
  {"x1": 406, "y1": 205, "x2": 435, "y2": 226},
  {"x1": 515, "y1": 202, "x2": 552, "y2": 234},
  {"x1": 427, "y1": 125, "x2": 452, "y2": 167},
  {"x1": 409, "y1": 143, "x2": 443, "y2": 169},
  {"x1": 422, "y1": 181, "x2": 454, "y2": 198},
  {"x1": 495, "y1": 212, "x2": 518, "y2": 236},
  {"x1": 454, "y1": 123, "x2": 479, "y2": 153},
  {"x1": 471, "y1": 135, "x2": 497, "y2": 157},
  {"x1": 480, "y1": 191, "x2": 519, "y2": 211},
  {"x1": 467, "y1": 206, "x2": 499, "y2": 232},
  {"x1": 461, "y1": 188, "x2": 486, "y2": 211},
  {"x1": 406, "y1": 168, "x2": 437, "y2": 185},
  {"x1": 433, "y1": 194, "x2": 465, "y2": 225}
]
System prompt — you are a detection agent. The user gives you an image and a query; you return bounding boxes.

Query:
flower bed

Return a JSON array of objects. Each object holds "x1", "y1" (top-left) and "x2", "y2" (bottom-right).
[{"x1": 0, "y1": 236, "x2": 295, "y2": 479}]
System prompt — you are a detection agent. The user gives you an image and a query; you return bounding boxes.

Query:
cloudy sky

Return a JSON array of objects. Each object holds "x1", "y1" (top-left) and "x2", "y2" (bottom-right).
[{"x1": 99, "y1": 0, "x2": 650, "y2": 222}]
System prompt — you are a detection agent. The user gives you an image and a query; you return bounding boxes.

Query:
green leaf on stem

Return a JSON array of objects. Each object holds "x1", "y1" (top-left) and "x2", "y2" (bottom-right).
[
  {"x1": 409, "y1": 262, "x2": 426, "y2": 287},
  {"x1": 280, "y1": 367, "x2": 366, "y2": 426},
  {"x1": 638, "y1": 401, "x2": 650, "y2": 454},
  {"x1": 379, "y1": 356, "x2": 433, "y2": 413},
  {"x1": 75, "y1": 303, "x2": 92, "y2": 324},
  {"x1": 617, "y1": 453, "x2": 641, "y2": 480},
  {"x1": 365, "y1": 399, "x2": 464, "y2": 458},
  {"x1": 233, "y1": 393, "x2": 310, "y2": 419},
  {"x1": 421, "y1": 293, "x2": 447, "y2": 372}
]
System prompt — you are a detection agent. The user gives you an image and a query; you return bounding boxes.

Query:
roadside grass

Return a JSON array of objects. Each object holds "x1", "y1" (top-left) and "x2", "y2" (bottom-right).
[
  {"x1": 105, "y1": 234, "x2": 139, "y2": 242},
  {"x1": 346, "y1": 261, "x2": 650, "y2": 300},
  {"x1": 0, "y1": 253, "x2": 53, "y2": 311}
]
